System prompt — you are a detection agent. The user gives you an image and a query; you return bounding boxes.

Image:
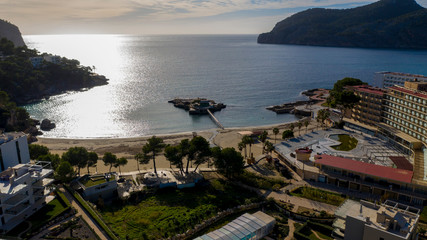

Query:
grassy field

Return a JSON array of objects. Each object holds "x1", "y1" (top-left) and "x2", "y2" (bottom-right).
[
  {"x1": 331, "y1": 134, "x2": 358, "y2": 151},
  {"x1": 421, "y1": 206, "x2": 427, "y2": 224},
  {"x1": 100, "y1": 179, "x2": 260, "y2": 239},
  {"x1": 290, "y1": 187, "x2": 346, "y2": 206}
]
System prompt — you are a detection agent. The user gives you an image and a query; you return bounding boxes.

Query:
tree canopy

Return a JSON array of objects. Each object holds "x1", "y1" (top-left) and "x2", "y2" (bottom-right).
[{"x1": 212, "y1": 147, "x2": 244, "y2": 178}]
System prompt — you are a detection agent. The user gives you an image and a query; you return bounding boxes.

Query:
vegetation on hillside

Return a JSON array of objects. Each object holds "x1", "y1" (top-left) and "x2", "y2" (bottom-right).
[
  {"x1": 258, "y1": 0, "x2": 427, "y2": 49},
  {"x1": 0, "y1": 38, "x2": 107, "y2": 105}
]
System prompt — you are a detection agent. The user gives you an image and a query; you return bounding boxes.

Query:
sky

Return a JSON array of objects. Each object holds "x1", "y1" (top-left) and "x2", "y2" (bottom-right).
[{"x1": 1, "y1": 0, "x2": 427, "y2": 35}]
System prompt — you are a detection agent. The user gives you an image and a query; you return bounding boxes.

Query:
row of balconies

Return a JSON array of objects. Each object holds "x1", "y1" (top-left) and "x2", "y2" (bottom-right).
[{"x1": 382, "y1": 115, "x2": 426, "y2": 140}]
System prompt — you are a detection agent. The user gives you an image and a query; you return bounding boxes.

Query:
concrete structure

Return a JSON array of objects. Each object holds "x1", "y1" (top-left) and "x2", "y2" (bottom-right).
[
  {"x1": 379, "y1": 81, "x2": 427, "y2": 184},
  {"x1": 0, "y1": 133, "x2": 30, "y2": 172},
  {"x1": 29, "y1": 56, "x2": 44, "y2": 68},
  {"x1": 43, "y1": 54, "x2": 61, "y2": 64},
  {"x1": 333, "y1": 200, "x2": 419, "y2": 240},
  {"x1": 0, "y1": 161, "x2": 54, "y2": 233},
  {"x1": 373, "y1": 72, "x2": 427, "y2": 89},
  {"x1": 345, "y1": 85, "x2": 386, "y2": 127},
  {"x1": 194, "y1": 211, "x2": 275, "y2": 240},
  {"x1": 74, "y1": 174, "x2": 118, "y2": 203},
  {"x1": 0, "y1": 133, "x2": 54, "y2": 233}
]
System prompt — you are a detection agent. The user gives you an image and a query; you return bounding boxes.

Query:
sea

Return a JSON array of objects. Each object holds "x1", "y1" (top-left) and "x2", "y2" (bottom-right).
[{"x1": 22, "y1": 34, "x2": 427, "y2": 138}]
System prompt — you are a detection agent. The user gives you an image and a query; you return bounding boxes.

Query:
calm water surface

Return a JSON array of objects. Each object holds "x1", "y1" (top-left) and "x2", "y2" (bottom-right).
[{"x1": 23, "y1": 35, "x2": 427, "y2": 138}]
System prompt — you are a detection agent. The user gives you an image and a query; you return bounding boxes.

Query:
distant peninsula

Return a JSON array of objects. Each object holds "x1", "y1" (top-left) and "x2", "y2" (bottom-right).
[
  {"x1": 0, "y1": 19, "x2": 108, "y2": 105},
  {"x1": 257, "y1": 0, "x2": 427, "y2": 49}
]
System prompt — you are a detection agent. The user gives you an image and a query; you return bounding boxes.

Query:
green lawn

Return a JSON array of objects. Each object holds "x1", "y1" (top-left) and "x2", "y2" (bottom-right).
[
  {"x1": 290, "y1": 187, "x2": 346, "y2": 206},
  {"x1": 9, "y1": 191, "x2": 71, "y2": 237},
  {"x1": 100, "y1": 179, "x2": 259, "y2": 239},
  {"x1": 80, "y1": 175, "x2": 115, "y2": 188},
  {"x1": 331, "y1": 134, "x2": 358, "y2": 151}
]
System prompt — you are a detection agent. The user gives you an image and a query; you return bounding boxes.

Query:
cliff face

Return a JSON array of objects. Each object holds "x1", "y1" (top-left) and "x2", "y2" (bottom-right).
[
  {"x1": 258, "y1": 0, "x2": 427, "y2": 49},
  {"x1": 0, "y1": 19, "x2": 26, "y2": 47}
]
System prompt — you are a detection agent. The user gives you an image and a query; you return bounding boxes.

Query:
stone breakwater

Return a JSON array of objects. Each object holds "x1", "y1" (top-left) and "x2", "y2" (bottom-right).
[
  {"x1": 266, "y1": 88, "x2": 328, "y2": 115},
  {"x1": 168, "y1": 98, "x2": 226, "y2": 115}
]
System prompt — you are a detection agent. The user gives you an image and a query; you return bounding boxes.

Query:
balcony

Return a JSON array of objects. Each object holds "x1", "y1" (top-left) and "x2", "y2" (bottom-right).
[
  {"x1": 2, "y1": 194, "x2": 29, "y2": 206},
  {"x1": 5, "y1": 201, "x2": 30, "y2": 216},
  {"x1": 33, "y1": 178, "x2": 54, "y2": 189}
]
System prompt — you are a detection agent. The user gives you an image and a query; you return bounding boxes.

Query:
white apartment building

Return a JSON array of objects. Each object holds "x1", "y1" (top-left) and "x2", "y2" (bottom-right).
[
  {"x1": 374, "y1": 72, "x2": 427, "y2": 89},
  {"x1": 0, "y1": 133, "x2": 30, "y2": 171},
  {"x1": 0, "y1": 133, "x2": 54, "y2": 233}
]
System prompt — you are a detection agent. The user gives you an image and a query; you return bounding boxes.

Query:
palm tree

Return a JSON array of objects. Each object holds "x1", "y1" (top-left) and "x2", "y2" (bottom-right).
[
  {"x1": 258, "y1": 131, "x2": 268, "y2": 154},
  {"x1": 289, "y1": 123, "x2": 295, "y2": 133},
  {"x1": 242, "y1": 135, "x2": 254, "y2": 159},
  {"x1": 238, "y1": 141, "x2": 247, "y2": 159},
  {"x1": 264, "y1": 141, "x2": 274, "y2": 156},
  {"x1": 304, "y1": 120, "x2": 310, "y2": 133},
  {"x1": 272, "y1": 128, "x2": 279, "y2": 143},
  {"x1": 297, "y1": 121, "x2": 303, "y2": 136},
  {"x1": 142, "y1": 136, "x2": 166, "y2": 176}
]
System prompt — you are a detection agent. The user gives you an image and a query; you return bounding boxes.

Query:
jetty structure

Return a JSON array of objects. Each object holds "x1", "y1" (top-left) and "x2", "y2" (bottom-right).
[
  {"x1": 168, "y1": 98, "x2": 226, "y2": 115},
  {"x1": 266, "y1": 88, "x2": 328, "y2": 115}
]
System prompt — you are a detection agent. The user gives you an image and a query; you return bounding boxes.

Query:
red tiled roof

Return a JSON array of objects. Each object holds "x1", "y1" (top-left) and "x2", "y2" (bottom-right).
[
  {"x1": 351, "y1": 85, "x2": 386, "y2": 95},
  {"x1": 389, "y1": 86, "x2": 427, "y2": 99},
  {"x1": 315, "y1": 155, "x2": 413, "y2": 183},
  {"x1": 389, "y1": 156, "x2": 413, "y2": 171}
]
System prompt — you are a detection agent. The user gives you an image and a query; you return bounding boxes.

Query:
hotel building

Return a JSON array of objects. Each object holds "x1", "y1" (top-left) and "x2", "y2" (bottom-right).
[
  {"x1": 344, "y1": 85, "x2": 386, "y2": 135},
  {"x1": 0, "y1": 133, "x2": 54, "y2": 233},
  {"x1": 373, "y1": 72, "x2": 427, "y2": 89},
  {"x1": 379, "y1": 81, "x2": 427, "y2": 184}
]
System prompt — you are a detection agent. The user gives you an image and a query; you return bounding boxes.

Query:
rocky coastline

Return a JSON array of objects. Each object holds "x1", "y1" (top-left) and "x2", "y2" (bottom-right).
[{"x1": 266, "y1": 88, "x2": 328, "y2": 115}]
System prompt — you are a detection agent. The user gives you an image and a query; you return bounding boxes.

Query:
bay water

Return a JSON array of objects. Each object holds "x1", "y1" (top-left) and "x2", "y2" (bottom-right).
[{"x1": 23, "y1": 35, "x2": 427, "y2": 138}]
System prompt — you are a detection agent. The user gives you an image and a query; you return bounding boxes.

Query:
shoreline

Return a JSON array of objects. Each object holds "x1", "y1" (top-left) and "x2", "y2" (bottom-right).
[
  {"x1": 36, "y1": 118, "x2": 315, "y2": 174},
  {"x1": 37, "y1": 119, "x2": 307, "y2": 141}
]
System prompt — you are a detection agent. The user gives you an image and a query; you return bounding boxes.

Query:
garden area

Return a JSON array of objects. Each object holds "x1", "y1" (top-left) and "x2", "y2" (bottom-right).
[
  {"x1": 330, "y1": 134, "x2": 358, "y2": 151},
  {"x1": 8, "y1": 191, "x2": 71, "y2": 238},
  {"x1": 79, "y1": 174, "x2": 115, "y2": 188},
  {"x1": 235, "y1": 170, "x2": 288, "y2": 191},
  {"x1": 98, "y1": 178, "x2": 261, "y2": 239},
  {"x1": 290, "y1": 187, "x2": 346, "y2": 206}
]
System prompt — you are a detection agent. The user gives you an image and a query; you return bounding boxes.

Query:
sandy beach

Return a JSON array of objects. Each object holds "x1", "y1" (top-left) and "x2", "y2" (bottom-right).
[{"x1": 36, "y1": 118, "x2": 318, "y2": 174}]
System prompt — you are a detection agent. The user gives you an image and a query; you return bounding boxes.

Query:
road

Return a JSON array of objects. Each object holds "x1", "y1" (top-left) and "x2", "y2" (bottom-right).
[{"x1": 59, "y1": 187, "x2": 109, "y2": 240}]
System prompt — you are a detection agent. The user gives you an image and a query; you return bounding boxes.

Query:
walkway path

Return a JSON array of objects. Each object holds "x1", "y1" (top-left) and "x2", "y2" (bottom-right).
[
  {"x1": 59, "y1": 187, "x2": 109, "y2": 240},
  {"x1": 285, "y1": 219, "x2": 296, "y2": 240}
]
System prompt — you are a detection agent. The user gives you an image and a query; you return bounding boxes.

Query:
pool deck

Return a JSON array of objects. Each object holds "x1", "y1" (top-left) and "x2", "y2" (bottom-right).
[{"x1": 275, "y1": 129, "x2": 409, "y2": 171}]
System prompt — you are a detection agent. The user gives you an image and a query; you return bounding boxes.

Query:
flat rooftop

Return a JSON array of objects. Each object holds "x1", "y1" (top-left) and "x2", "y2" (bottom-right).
[
  {"x1": 334, "y1": 200, "x2": 419, "y2": 238},
  {"x1": 0, "y1": 132, "x2": 25, "y2": 145}
]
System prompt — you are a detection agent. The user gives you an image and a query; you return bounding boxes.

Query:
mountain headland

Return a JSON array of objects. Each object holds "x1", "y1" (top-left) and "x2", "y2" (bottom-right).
[
  {"x1": 0, "y1": 19, "x2": 25, "y2": 47},
  {"x1": 258, "y1": 0, "x2": 427, "y2": 49}
]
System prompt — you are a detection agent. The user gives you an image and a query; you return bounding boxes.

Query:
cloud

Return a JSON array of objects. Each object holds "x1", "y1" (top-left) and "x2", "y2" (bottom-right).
[{"x1": 3, "y1": 0, "x2": 424, "y2": 34}]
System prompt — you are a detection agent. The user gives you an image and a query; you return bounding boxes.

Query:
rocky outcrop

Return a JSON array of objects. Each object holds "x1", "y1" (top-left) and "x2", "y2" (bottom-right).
[
  {"x1": 40, "y1": 119, "x2": 56, "y2": 131},
  {"x1": 258, "y1": 0, "x2": 427, "y2": 49},
  {"x1": 0, "y1": 19, "x2": 25, "y2": 47}
]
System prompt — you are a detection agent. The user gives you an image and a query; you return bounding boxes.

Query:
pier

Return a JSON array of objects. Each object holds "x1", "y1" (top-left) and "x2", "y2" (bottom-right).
[{"x1": 207, "y1": 109, "x2": 224, "y2": 130}]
